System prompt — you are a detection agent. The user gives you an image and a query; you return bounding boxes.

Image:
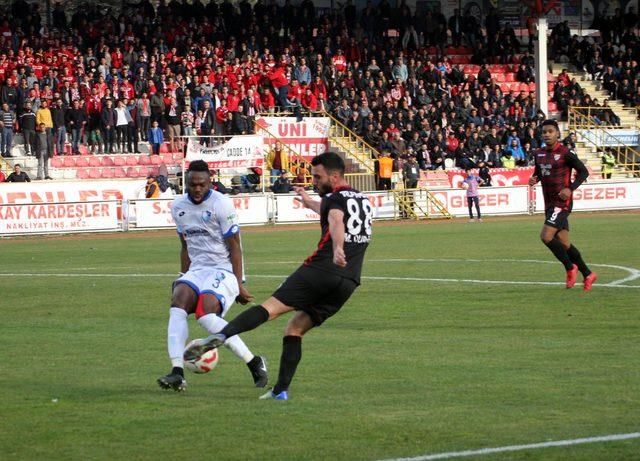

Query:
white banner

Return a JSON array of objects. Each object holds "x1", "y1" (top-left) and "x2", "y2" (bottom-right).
[
  {"x1": 185, "y1": 135, "x2": 264, "y2": 168},
  {"x1": 0, "y1": 180, "x2": 148, "y2": 205},
  {"x1": 274, "y1": 191, "x2": 396, "y2": 223},
  {"x1": 133, "y1": 195, "x2": 270, "y2": 228},
  {"x1": 0, "y1": 200, "x2": 119, "y2": 235},
  {"x1": 256, "y1": 117, "x2": 330, "y2": 159},
  {"x1": 428, "y1": 186, "x2": 530, "y2": 217},
  {"x1": 534, "y1": 181, "x2": 640, "y2": 212},
  {"x1": 578, "y1": 129, "x2": 640, "y2": 147}
]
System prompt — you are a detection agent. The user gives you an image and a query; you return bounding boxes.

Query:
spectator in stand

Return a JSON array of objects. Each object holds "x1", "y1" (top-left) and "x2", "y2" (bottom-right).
[
  {"x1": 19, "y1": 102, "x2": 37, "y2": 156},
  {"x1": 477, "y1": 161, "x2": 492, "y2": 186},
  {"x1": 271, "y1": 170, "x2": 293, "y2": 194},
  {"x1": 376, "y1": 151, "x2": 393, "y2": 190},
  {"x1": 6, "y1": 163, "x2": 30, "y2": 182},
  {"x1": 66, "y1": 100, "x2": 87, "y2": 155},
  {"x1": 266, "y1": 142, "x2": 288, "y2": 185},
  {"x1": 165, "y1": 97, "x2": 182, "y2": 152},
  {"x1": 35, "y1": 100, "x2": 54, "y2": 158},
  {"x1": 35, "y1": 123, "x2": 51, "y2": 180},
  {"x1": 501, "y1": 150, "x2": 516, "y2": 169},
  {"x1": 506, "y1": 138, "x2": 526, "y2": 165},
  {"x1": 101, "y1": 99, "x2": 117, "y2": 154},
  {"x1": 0, "y1": 102, "x2": 16, "y2": 157},
  {"x1": 148, "y1": 120, "x2": 164, "y2": 156},
  {"x1": 402, "y1": 154, "x2": 419, "y2": 189},
  {"x1": 145, "y1": 175, "x2": 161, "y2": 198},
  {"x1": 51, "y1": 99, "x2": 67, "y2": 156},
  {"x1": 137, "y1": 93, "x2": 152, "y2": 141},
  {"x1": 601, "y1": 148, "x2": 616, "y2": 179}
]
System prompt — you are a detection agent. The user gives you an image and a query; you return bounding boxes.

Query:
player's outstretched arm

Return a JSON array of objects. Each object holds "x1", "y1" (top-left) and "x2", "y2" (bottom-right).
[
  {"x1": 226, "y1": 232, "x2": 254, "y2": 304},
  {"x1": 179, "y1": 233, "x2": 190, "y2": 274},
  {"x1": 293, "y1": 186, "x2": 321, "y2": 214},
  {"x1": 328, "y1": 209, "x2": 347, "y2": 267}
]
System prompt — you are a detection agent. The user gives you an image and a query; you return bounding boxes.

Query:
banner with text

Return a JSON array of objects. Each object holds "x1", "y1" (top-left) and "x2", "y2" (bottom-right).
[
  {"x1": 533, "y1": 181, "x2": 640, "y2": 212},
  {"x1": 577, "y1": 129, "x2": 640, "y2": 147},
  {"x1": 0, "y1": 200, "x2": 119, "y2": 235},
  {"x1": 133, "y1": 195, "x2": 270, "y2": 228},
  {"x1": 429, "y1": 186, "x2": 530, "y2": 217},
  {"x1": 185, "y1": 135, "x2": 264, "y2": 169},
  {"x1": 256, "y1": 117, "x2": 330, "y2": 159}
]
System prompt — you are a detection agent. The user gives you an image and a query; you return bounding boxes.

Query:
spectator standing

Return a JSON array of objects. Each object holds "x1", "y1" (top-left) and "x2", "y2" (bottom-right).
[
  {"x1": 35, "y1": 100, "x2": 54, "y2": 157},
  {"x1": 5, "y1": 163, "x2": 31, "y2": 182},
  {"x1": 101, "y1": 99, "x2": 117, "y2": 154},
  {"x1": 462, "y1": 168, "x2": 484, "y2": 222},
  {"x1": 148, "y1": 120, "x2": 164, "y2": 156},
  {"x1": 402, "y1": 155, "x2": 420, "y2": 188},
  {"x1": 601, "y1": 149, "x2": 616, "y2": 179},
  {"x1": 19, "y1": 102, "x2": 37, "y2": 156},
  {"x1": 115, "y1": 100, "x2": 130, "y2": 152},
  {"x1": 376, "y1": 151, "x2": 393, "y2": 190},
  {"x1": 51, "y1": 99, "x2": 67, "y2": 155},
  {"x1": 165, "y1": 97, "x2": 182, "y2": 152},
  {"x1": 477, "y1": 161, "x2": 492, "y2": 186},
  {"x1": 271, "y1": 170, "x2": 293, "y2": 193},
  {"x1": 66, "y1": 100, "x2": 86, "y2": 155},
  {"x1": 266, "y1": 142, "x2": 289, "y2": 184},
  {"x1": 35, "y1": 123, "x2": 51, "y2": 180},
  {"x1": 137, "y1": 93, "x2": 152, "y2": 141},
  {"x1": 0, "y1": 102, "x2": 16, "y2": 157}
]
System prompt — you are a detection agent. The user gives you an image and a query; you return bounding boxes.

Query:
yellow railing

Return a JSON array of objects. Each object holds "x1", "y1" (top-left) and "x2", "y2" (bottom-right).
[
  {"x1": 568, "y1": 106, "x2": 636, "y2": 130},
  {"x1": 0, "y1": 156, "x2": 10, "y2": 178},
  {"x1": 389, "y1": 188, "x2": 452, "y2": 220},
  {"x1": 568, "y1": 107, "x2": 640, "y2": 177},
  {"x1": 257, "y1": 124, "x2": 313, "y2": 188}
]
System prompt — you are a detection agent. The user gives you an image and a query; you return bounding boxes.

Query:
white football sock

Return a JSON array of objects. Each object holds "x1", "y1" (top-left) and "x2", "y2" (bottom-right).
[
  {"x1": 168, "y1": 307, "x2": 188, "y2": 369},
  {"x1": 198, "y1": 313, "x2": 255, "y2": 364}
]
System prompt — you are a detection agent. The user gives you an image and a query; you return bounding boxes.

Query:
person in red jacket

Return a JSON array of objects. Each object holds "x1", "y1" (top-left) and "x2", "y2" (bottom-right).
[
  {"x1": 267, "y1": 64, "x2": 290, "y2": 109},
  {"x1": 262, "y1": 89, "x2": 275, "y2": 112},
  {"x1": 332, "y1": 49, "x2": 347, "y2": 74},
  {"x1": 302, "y1": 88, "x2": 318, "y2": 111},
  {"x1": 216, "y1": 99, "x2": 229, "y2": 132}
]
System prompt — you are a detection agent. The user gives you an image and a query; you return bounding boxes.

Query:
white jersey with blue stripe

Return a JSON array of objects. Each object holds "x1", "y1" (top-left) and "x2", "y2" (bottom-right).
[{"x1": 171, "y1": 189, "x2": 240, "y2": 273}]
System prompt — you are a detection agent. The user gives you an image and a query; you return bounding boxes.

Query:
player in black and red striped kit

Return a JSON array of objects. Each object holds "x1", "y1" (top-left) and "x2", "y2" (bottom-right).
[
  {"x1": 529, "y1": 120, "x2": 597, "y2": 291},
  {"x1": 184, "y1": 151, "x2": 373, "y2": 400}
]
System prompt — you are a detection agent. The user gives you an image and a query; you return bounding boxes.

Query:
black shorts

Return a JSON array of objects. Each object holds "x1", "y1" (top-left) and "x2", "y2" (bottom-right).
[
  {"x1": 544, "y1": 206, "x2": 570, "y2": 230},
  {"x1": 272, "y1": 266, "x2": 358, "y2": 326}
]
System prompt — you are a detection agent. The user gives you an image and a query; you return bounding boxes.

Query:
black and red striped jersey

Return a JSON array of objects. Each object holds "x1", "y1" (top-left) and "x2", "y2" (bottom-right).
[
  {"x1": 304, "y1": 186, "x2": 372, "y2": 284},
  {"x1": 534, "y1": 143, "x2": 589, "y2": 211}
]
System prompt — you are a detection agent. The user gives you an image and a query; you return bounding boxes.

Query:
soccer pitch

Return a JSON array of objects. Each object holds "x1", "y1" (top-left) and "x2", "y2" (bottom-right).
[{"x1": 1, "y1": 212, "x2": 639, "y2": 460}]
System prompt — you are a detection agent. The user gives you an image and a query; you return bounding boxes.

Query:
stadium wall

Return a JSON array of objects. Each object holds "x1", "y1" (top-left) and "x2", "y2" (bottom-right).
[{"x1": 1, "y1": 180, "x2": 639, "y2": 236}]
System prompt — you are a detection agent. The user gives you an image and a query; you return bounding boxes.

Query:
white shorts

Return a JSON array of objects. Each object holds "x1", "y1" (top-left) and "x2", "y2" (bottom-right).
[{"x1": 173, "y1": 267, "x2": 239, "y2": 317}]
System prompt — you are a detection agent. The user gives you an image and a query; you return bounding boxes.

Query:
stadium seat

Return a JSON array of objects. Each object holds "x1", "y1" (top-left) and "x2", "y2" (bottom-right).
[
  {"x1": 113, "y1": 156, "x2": 126, "y2": 166},
  {"x1": 76, "y1": 168, "x2": 90, "y2": 179},
  {"x1": 114, "y1": 167, "x2": 127, "y2": 178},
  {"x1": 63, "y1": 157, "x2": 76, "y2": 167},
  {"x1": 126, "y1": 156, "x2": 138, "y2": 166},
  {"x1": 159, "y1": 143, "x2": 169, "y2": 153},
  {"x1": 89, "y1": 156, "x2": 101, "y2": 167},
  {"x1": 78, "y1": 145, "x2": 90, "y2": 155},
  {"x1": 100, "y1": 168, "x2": 114, "y2": 178},
  {"x1": 494, "y1": 73, "x2": 505, "y2": 83},
  {"x1": 101, "y1": 156, "x2": 114, "y2": 166},
  {"x1": 89, "y1": 169, "x2": 101, "y2": 179},
  {"x1": 138, "y1": 155, "x2": 151, "y2": 165},
  {"x1": 518, "y1": 83, "x2": 529, "y2": 93},
  {"x1": 75, "y1": 157, "x2": 89, "y2": 167},
  {"x1": 548, "y1": 102, "x2": 558, "y2": 112},
  {"x1": 150, "y1": 155, "x2": 163, "y2": 165},
  {"x1": 161, "y1": 153, "x2": 174, "y2": 163},
  {"x1": 50, "y1": 157, "x2": 64, "y2": 168},
  {"x1": 505, "y1": 73, "x2": 515, "y2": 82},
  {"x1": 528, "y1": 82, "x2": 536, "y2": 92}
]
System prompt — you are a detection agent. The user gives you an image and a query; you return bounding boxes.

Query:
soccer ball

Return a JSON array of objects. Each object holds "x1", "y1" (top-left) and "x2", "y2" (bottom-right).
[{"x1": 184, "y1": 341, "x2": 219, "y2": 374}]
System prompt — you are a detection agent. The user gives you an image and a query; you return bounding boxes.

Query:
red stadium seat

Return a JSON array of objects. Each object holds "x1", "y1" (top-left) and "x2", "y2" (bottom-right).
[
  {"x1": 50, "y1": 157, "x2": 64, "y2": 168},
  {"x1": 126, "y1": 156, "x2": 138, "y2": 166},
  {"x1": 505, "y1": 73, "x2": 515, "y2": 82},
  {"x1": 89, "y1": 169, "x2": 102, "y2": 179},
  {"x1": 493, "y1": 73, "x2": 505, "y2": 83},
  {"x1": 150, "y1": 155, "x2": 163, "y2": 165},
  {"x1": 126, "y1": 167, "x2": 140, "y2": 178},
  {"x1": 548, "y1": 102, "x2": 558, "y2": 112},
  {"x1": 75, "y1": 157, "x2": 89, "y2": 167},
  {"x1": 113, "y1": 156, "x2": 126, "y2": 166},
  {"x1": 89, "y1": 156, "x2": 101, "y2": 167},
  {"x1": 161, "y1": 153, "x2": 174, "y2": 163},
  {"x1": 100, "y1": 168, "x2": 114, "y2": 178},
  {"x1": 528, "y1": 82, "x2": 536, "y2": 92},
  {"x1": 138, "y1": 155, "x2": 151, "y2": 165},
  {"x1": 113, "y1": 167, "x2": 127, "y2": 178},
  {"x1": 173, "y1": 153, "x2": 184, "y2": 161},
  {"x1": 159, "y1": 143, "x2": 169, "y2": 153},
  {"x1": 63, "y1": 156, "x2": 76, "y2": 167},
  {"x1": 101, "y1": 156, "x2": 114, "y2": 166},
  {"x1": 76, "y1": 168, "x2": 90, "y2": 179},
  {"x1": 78, "y1": 145, "x2": 90, "y2": 155}
]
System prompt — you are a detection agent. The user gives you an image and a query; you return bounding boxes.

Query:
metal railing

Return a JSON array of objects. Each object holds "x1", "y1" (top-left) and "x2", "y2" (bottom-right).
[
  {"x1": 389, "y1": 188, "x2": 452, "y2": 220},
  {"x1": 567, "y1": 106, "x2": 635, "y2": 130},
  {"x1": 567, "y1": 107, "x2": 640, "y2": 177}
]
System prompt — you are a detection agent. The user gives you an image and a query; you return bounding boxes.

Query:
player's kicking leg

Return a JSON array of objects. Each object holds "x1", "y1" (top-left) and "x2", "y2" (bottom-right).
[
  {"x1": 540, "y1": 224, "x2": 578, "y2": 288},
  {"x1": 555, "y1": 229, "x2": 598, "y2": 291},
  {"x1": 193, "y1": 293, "x2": 268, "y2": 387},
  {"x1": 157, "y1": 283, "x2": 196, "y2": 392}
]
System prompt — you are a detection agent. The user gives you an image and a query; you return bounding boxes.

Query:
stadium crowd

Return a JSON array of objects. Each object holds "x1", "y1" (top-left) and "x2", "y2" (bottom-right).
[{"x1": 0, "y1": 0, "x2": 635, "y2": 183}]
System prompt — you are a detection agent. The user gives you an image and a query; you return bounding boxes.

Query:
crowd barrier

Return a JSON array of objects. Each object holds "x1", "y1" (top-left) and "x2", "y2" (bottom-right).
[{"x1": 1, "y1": 180, "x2": 639, "y2": 236}]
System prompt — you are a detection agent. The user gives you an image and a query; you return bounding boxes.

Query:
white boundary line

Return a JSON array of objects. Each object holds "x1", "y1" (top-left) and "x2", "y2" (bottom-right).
[
  {"x1": 376, "y1": 431, "x2": 640, "y2": 461},
  {"x1": 1, "y1": 258, "x2": 639, "y2": 288}
]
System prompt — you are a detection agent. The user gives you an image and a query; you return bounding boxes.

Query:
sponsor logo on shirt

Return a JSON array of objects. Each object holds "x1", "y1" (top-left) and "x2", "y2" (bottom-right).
[{"x1": 202, "y1": 210, "x2": 212, "y2": 222}]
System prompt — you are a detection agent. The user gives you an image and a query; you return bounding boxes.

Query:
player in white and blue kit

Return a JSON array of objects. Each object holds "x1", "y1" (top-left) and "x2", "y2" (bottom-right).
[{"x1": 157, "y1": 160, "x2": 268, "y2": 391}]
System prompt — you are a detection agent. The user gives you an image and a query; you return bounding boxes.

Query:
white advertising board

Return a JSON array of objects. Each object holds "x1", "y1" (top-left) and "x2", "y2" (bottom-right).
[{"x1": 428, "y1": 186, "x2": 530, "y2": 217}]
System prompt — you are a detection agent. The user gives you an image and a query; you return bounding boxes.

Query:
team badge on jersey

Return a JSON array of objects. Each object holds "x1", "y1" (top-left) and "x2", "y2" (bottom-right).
[
  {"x1": 554, "y1": 154, "x2": 561, "y2": 161},
  {"x1": 202, "y1": 210, "x2": 212, "y2": 222}
]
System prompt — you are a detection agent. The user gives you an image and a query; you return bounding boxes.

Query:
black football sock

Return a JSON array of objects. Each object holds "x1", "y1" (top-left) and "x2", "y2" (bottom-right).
[
  {"x1": 545, "y1": 238, "x2": 574, "y2": 271},
  {"x1": 273, "y1": 336, "x2": 302, "y2": 395},
  {"x1": 172, "y1": 366, "x2": 184, "y2": 377},
  {"x1": 567, "y1": 244, "x2": 592, "y2": 277},
  {"x1": 221, "y1": 305, "x2": 269, "y2": 338}
]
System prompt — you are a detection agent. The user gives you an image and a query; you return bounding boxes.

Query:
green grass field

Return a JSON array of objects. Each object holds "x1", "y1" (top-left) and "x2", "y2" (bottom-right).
[{"x1": 1, "y1": 212, "x2": 639, "y2": 460}]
